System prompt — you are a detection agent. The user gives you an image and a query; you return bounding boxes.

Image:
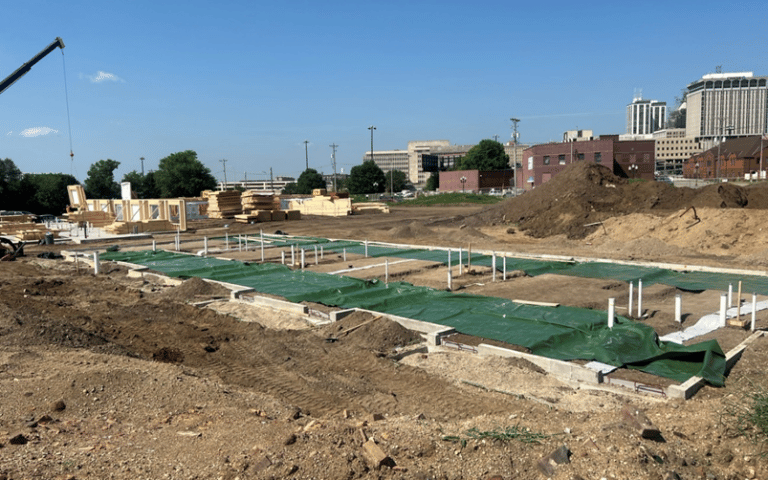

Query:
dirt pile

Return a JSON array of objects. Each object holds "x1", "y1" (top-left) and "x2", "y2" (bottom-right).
[{"x1": 469, "y1": 162, "x2": 768, "y2": 239}]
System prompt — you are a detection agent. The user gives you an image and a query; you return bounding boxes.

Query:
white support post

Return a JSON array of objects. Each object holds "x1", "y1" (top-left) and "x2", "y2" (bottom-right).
[
  {"x1": 225, "y1": 232, "x2": 229, "y2": 250},
  {"x1": 301, "y1": 249, "x2": 305, "y2": 270},
  {"x1": 628, "y1": 281, "x2": 634, "y2": 318},
  {"x1": 728, "y1": 283, "x2": 733, "y2": 308},
  {"x1": 720, "y1": 293, "x2": 728, "y2": 327},
  {"x1": 752, "y1": 293, "x2": 757, "y2": 332},
  {"x1": 458, "y1": 247, "x2": 463, "y2": 276},
  {"x1": 244, "y1": 235, "x2": 248, "y2": 251},
  {"x1": 637, "y1": 279, "x2": 643, "y2": 318},
  {"x1": 152, "y1": 240, "x2": 156, "y2": 252},
  {"x1": 447, "y1": 263, "x2": 452, "y2": 291},
  {"x1": 238, "y1": 234, "x2": 242, "y2": 252},
  {"x1": 291, "y1": 244, "x2": 295, "y2": 266},
  {"x1": 260, "y1": 230, "x2": 264, "y2": 262},
  {"x1": 343, "y1": 248, "x2": 347, "y2": 262},
  {"x1": 320, "y1": 245, "x2": 324, "y2": 259},
  {"x1": 503, "y1": 256, "x2": 507, "y2": 281},
  {"x1": 675, "y1": 294, "x2": 682, "y2": 323},
  {"x1": 467, "y1": 243, "x2": 472, "y2": 270},
  {"x1": 314, "y1": 245, "x2": 318, "y2": 265},
  {"x1": 93, "y1": 251, "x2": 100, "y2": 275},
  {"x1": 365, "y1": 240, "x2": 368, "y2": 258},
  {"x1": 608, "y1": 298, "x2": 615, "y2": 329},
  {"x1": 203, "y1": 237, "x2": 208, "y2": 256},
  {"x1": 492, "y1": 252, "x2": 496, "y2": 282},
  {"x1": 385, "y1": 259, "x2": 389, "y2": 285},
  {"x1": 448, "y1": 249, "x2": 451, "y2": 272},
  {"x1": 281, "y1": 251, "x2": 285, "y2": 265}
]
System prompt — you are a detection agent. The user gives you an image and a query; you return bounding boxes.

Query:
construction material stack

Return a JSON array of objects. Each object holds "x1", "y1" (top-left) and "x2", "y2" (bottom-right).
[
  {"x1": 235, "y1": 190, "x2": 300, "y2": 223},
  {"x1": 203, "y1": 190, "x2": 242, "y2": 219},
  {"x1": 288, "y1": 191, "x2": 353, "y2": 217}
]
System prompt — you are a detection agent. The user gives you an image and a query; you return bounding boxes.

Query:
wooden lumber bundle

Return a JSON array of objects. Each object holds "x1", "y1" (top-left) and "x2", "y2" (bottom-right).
[
  {"x1": 288, "y1": 196, "x2": 352, "y2": 217},
  {"x1": 203, "y1": 190, "x2": 242, "y2": 218},
  {"x1": 64, "y1": 210, "x2": 115, "y2": 227},
  {"x1": 352, "y1": 202, "x2": 390, "y2": 215},
  {"x1": 241, "y1": 191, "x2": 281, "y2": 213}
]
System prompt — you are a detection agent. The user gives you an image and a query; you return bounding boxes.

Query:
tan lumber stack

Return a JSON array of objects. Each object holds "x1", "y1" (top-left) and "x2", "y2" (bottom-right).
[
  {"x1": 203, "y1": 190, "x2": 242, "y2": 218},
  {"x1": 288, "y1": 196, "x2": 352, "y2": 217},
  {"x1": 64, "y1": 210, "x2": 116, "y2": 227},
  {"x1": 352, "y1": 202, "x2": 390, "y2": 214},
  {"x1": 241, "y1": 191, "x2": 281, "y2": 213}
]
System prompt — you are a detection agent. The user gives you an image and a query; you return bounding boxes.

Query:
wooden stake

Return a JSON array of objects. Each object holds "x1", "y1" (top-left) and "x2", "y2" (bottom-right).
[{"x1": 737, "y1": 280, "x2": 742, "y2": 320}]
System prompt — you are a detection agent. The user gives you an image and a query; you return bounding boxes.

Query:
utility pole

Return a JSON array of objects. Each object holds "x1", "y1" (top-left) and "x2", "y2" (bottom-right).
[
  {"x1": 219, "y1": 159, "x2": 228, "y2": 190},
  {"x1": 140, "y1": 157, "x2": 145, "y2": 176},
  {"x1": 492, "y1": 134, "x2": 499, "y2": 142},
  {"x1": 304, "y1": 140, "x2": 309, "y2": 170},
  {"x1": 270, "y1": 167, "x2": 274, "y2": 194},
  {"x1": 330, "y1": 143, "x2": 339, "y2": 192},
  {"x1": 368, "y1": 126, "x2": 376, "y2": 163},
  {"x1": 510, "y1": 118, "x2": 520, "y2": 193}
]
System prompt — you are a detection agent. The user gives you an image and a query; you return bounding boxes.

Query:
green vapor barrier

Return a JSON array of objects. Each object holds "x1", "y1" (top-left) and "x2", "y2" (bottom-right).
[
  {"x1": 248, "y1": 235, "x2": 768, "y2": 295},
  {"x1": 101, "y1": 250, "x2": 726, "y2": 387}
]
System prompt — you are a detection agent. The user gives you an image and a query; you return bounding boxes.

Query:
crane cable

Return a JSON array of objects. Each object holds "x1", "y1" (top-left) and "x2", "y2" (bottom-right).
[{"x1": 60, "y1": 48, "x2": 76, "y2": 176}]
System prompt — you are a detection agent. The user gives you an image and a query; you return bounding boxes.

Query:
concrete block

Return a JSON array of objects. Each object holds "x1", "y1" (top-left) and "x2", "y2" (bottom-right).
[
  {"x1": 330, "y1": 309, "x2": 358, "y2": 322},
  {"x1": 478, "y1": 344, "x2": 602, "y2": 384},
  {"x1": 238, "y1": 293, "x2": 309, "y2": 314}
]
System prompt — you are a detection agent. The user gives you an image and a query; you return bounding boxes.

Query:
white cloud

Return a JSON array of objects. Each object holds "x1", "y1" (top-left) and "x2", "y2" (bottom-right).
[
  {"x1": 86, "y1": 70, "x2": 124, "y2": 83},
  {"x1": 19, "y1": 127, "x2": 58, "y2": 137}
]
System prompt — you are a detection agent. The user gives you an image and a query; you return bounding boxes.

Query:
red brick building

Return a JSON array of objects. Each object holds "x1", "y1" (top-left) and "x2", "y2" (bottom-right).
[
  {"x1": 518, "y1": 137, "x2": 655, "y2": 190},
  {"x1": 683, "y1": 136, "x2": 768, "y2": 181},
  {"x1": 439, "y1": 169, "x2": 515, "y2": 193}
]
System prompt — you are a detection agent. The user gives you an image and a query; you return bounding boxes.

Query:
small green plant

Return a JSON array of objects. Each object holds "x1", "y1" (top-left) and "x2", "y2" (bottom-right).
[
  {"x1": 723, "y1": 383, "x2": 768, "y2": 457},
  {"x1": 442, "y1": 425, "x2": 555, "y2": 446}
]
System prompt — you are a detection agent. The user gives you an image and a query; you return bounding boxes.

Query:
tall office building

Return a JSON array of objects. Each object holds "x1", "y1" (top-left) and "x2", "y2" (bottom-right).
[
  {"x1": 685, "y1": 72, "x2": 768, "y2": 142},
  {"x1": 626, "y1": 96, "x2": 667, "y2": 136}
]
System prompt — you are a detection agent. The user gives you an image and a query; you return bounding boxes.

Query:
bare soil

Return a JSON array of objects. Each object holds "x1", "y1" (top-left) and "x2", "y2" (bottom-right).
[{"x1": 4, "y1": 165, "x2": 768, "y2": 479}]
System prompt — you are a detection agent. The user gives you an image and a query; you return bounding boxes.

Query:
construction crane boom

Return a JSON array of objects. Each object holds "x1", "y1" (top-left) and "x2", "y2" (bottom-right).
[{"x1": 0, "y1": 37, "x2": 65, "y2": 96}]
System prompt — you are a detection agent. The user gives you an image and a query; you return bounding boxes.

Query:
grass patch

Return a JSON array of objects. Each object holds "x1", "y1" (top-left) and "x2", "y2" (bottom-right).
[
  {"x1": 398, "y1": 192, "x2": 504, "y2": 206},
  {"x1": 723, "y1": 383, "x2": 768, "y2": 457},
  {"x1": 442, "y1": 425, "x2": 555, "y2": 447}
]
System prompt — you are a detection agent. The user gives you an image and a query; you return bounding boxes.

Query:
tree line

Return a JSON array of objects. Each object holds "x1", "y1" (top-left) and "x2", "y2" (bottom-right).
[{"x1": 0, "y1": 150, "x2": 217, "y2": 215}]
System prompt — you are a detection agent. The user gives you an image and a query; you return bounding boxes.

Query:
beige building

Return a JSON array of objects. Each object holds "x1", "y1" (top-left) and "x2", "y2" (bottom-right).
[
  {"x1": 365, "y1": 140, "x2": 474, "y2": 186},
  {"x1": 653, "y1": 128, "x2": 701, "y2": 175}
]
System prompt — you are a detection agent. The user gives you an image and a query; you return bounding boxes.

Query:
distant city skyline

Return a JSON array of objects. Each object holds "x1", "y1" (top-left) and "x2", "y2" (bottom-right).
[{"x1": 2, "y1": 0, "x2": 766, "y2": 184}]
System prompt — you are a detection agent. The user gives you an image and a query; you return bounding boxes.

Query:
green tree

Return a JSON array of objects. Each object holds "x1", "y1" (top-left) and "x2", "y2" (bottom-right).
[
  {"x1": 384, "y1": 170, "x2": 408, "y2": 193},
  {"x1": 346, "y1": 160, "x2": 386, "y2": 195},
  {"x1": 122, "y1": 170, "x2": 160, "y2": 199},
  {"x1": 296, "y1": 168, "x2": 327, "y2": 194},
  {"x1": 456, "y1": 139, "x2": 509, "y2": 171},
  {"x1": 17, "y1": 173, "x2": 79, "y2": 214},
  {"x1": 84, "y1": 159, "x2": 121, "y2": 199},
  {"x1": 154, "y1": 150, "x2": 217, "y2": 198},
  {"x1": 425, "y1": 172, "x2": 439, "y2": 191},
  {"x1": 282, "y1": 182, "x2": 299, "y2": 195},
  {"x1": 0, "y1": 158, "x2": 23, "y2": 208}
]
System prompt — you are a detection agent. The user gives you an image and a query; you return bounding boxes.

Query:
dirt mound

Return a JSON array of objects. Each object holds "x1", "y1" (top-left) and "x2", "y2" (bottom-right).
[
  {"x1": 469, "y1": 162, "x2": 768, "y2": 239},
  {"x1": 323, "y1": 311, "x2": 423, "y2": 352},
  {"x1": 386, "y1": 221, "x2": 434, "y2": 239},
  {"x1": 159, "y1": 276, "x2": 232, "y2": 301}
]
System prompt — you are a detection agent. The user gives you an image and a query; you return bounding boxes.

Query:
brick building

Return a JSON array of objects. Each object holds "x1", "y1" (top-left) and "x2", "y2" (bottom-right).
[
  {"x1": 683, "y1": 136, "x2": 768, "y2": 181},
  {"x1": 439, "y1": 169, "x2": 515, "y2": 193},
  {"x1": 518, "y1": 136, "x2": 655, "y2": 190}
]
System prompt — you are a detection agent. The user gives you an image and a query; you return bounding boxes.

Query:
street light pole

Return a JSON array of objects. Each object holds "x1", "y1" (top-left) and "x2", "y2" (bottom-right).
[
  {"x1": 510, "y1": 118, "x2": 520, "y2": 194},
  {"x1": 368, "y1": 126, "x2": 376, "y2": 164},
  {"x1": 303, "y1": 140, "x2": 309, "y2": 170},
  {"x1": 460, "y1": 175, "x2": 467, "y2": 193}
]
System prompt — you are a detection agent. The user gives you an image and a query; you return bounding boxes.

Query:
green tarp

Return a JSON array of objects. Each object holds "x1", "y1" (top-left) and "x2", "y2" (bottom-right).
[{"x1": 102, "y1": 249, "x2": 727, "y2": 386}]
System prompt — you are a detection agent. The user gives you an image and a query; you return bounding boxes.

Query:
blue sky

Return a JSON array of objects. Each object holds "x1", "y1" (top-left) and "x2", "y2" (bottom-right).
[{"x1": 1, "y1": 0, "x2": 766, "y2": 185}]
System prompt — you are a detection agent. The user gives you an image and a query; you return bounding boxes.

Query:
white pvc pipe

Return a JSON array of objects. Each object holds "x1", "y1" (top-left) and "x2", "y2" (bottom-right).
[
  {"x1": 675, "y1": 294, "x2": 682, "y2": 323},
  {"x1": 281, "y1": 251, "x2": 285, "y2": 265},
  {"x1": 260, "y1": 230, "x2": 264, "y2": 262},
  {"x1": 152, "y1": 240, "x2": 156, "y2": 252},
  {"x1": 238, "y1": 234, "x2": 242, "y2": 252},
  {"x1": 343, "y1": 248, "x2": 347, "y2": 261},
  {"x1": 447, "y1": 263, "x2": 452, "y2": 291},
  {"x1": 301, "y1": 249, "x2": 305, "y2": 270},
  {"x1": 225, "y1": 232, "x2": 229, "y2": 250},
  {"x1": 203, "y1": 237, "x2": 208, "y2": 256},
  {"x1": 752, "y1": 293, "x2": 757, "y2": 332},
  {"x1": 314, "y1": 245, "x2": 318, "y2": 265},
  {"x1": 503, "y1": 256, "x2": 507, "y2": 281},
  {"x1": 365, "y1": 240, "x2": 368, "y2": 257},
  {"x1": 291, "y1": 244, "x2": 295, "y2": 266},
  {"x1": 608, "y1": 298, "x2": 615, "y2": 329},
  {"x1": 244, "y1": 235, "x2": 248, "y2": 251},
  {"x1": 320, "y1": 246, "x2": 324, "y2": 259},
  {"x1": 628, "y1": 282, "x2": 634, "y2": 317},
  {"x1": 728, "y1": 283, "x2": 733, "y2": 308},
  {"x1": 720, "y1": 293, "x2": 728, "y2": 327},
  {"x1": 93, "y1": 251, "x2": 100, "y2": 275},
  {"x1": 458, "y1": 247, "x2": 463, "y2": 276},
  {"x1": 637, "y1": 279, "x2": 643, "y2": 318},
  {"x1": 492, "y1": 252, "x2": 496, "y2": 282},
  {"x1": 385, "y1": 259, "x2": 389, "y2": 285}
]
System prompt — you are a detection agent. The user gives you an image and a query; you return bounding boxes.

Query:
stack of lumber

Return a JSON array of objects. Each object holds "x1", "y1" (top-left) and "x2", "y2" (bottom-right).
[
  {"x1": 64, "y1": 210, "x2": 115, "y2": 227},
  {"x1": 102, "y1": 219, "x2": 176, "y2": 235},
  {"x1": 203, "y1": 190, "x2": 242, "y2": 218},
  {"x1": 0, "y1": 222, "x2": 60, "y2": 241},
  {"x1": 233, "y1": 209, "x2": 301, "y2": 223},
  {"x1": 352, "y1": 202, "x2": 390, "y2": 215},
  {"x1": 241, "y1": 191, "x2": 281, "y2": 213},
  {"x1": 288, "y1": 195, "x2": 352, "y2": 217}
]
